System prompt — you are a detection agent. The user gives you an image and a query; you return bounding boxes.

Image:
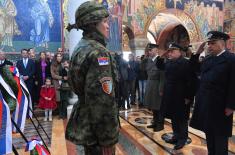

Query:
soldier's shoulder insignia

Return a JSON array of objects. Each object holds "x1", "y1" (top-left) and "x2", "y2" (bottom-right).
[
  {"x1": 97, "y1": 57, "x2": 109, "y2": 66},
  {"x1": 99, "y1": 77, "x2": 113, "y2": 95}
]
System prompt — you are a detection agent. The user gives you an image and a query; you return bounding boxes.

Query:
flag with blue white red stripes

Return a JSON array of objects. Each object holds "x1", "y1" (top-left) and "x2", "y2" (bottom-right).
[
  {"x1": 10, "y1": 66, "x2": 32, "y2": 132},
  {"x1": 0, "y1": 91, "x2": 12, "y2": 155}
]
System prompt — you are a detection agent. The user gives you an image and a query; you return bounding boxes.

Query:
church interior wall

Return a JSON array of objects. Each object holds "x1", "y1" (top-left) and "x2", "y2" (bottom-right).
[
  {"x1": 1, "y1": 0, "x2": 234, "y2": 59},
  {"x1": 0, "y1": 0, "x2": 62, "y2": 54},
  {"x1": 224, "y1": 0, "x2": 235, "y2": 52},
  {"x1": 94, "y1": 0, "x2": 233, "y2": 53}
]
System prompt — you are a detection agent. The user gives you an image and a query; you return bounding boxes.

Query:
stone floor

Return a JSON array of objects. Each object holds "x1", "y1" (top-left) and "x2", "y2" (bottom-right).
[
  {"x1": 120, "y1": 107, "x2": 235, "y2": 155},
  {"x1": 12, "y1": 106, "x2": 235, "y2": 155}
]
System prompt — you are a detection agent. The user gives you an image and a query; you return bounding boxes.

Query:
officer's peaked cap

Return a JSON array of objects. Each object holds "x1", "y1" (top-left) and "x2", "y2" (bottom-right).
[
  {"x1": 147, "y1": 43, "x2": 159, "y2": 49},
  {"x1": 167, "y1": 43, "x2": 183, "y2": 51},
  {"x1": 206, "y1": 31, "x2": 230, "y2": 42}
]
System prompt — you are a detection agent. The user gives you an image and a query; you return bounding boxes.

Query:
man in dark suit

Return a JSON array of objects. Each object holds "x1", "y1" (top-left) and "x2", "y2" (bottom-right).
[
  {"x1": 16, "y1": 49, "x2": 35, "y2": 97},
  {"x1": 0, "y1": 51, "x2": 13, "y2": 67},
  {"x1": 190, "y1": 31, "x2": 235, "y2": 155}
]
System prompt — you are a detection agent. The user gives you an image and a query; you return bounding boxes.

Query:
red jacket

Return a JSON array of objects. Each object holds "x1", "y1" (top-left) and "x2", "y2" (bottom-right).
[{"x1": 38, "y1": 85, "x2": 57, "y2": 109}]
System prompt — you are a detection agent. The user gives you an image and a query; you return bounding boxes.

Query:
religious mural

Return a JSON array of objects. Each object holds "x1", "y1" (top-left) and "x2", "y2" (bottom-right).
[
  {"x1": 61, "y1": 0, "x2": 233, "y2": 52},
  {"x1": 0, "y1": 0, "x2": 20, "y2": 51},
  {"x1": 98, "y1": 0, "x2": 123, "y2": 52},
  {"x1": 0, "y1": 0, "x2": 62, "y2": 52},
  {"x1": 224, "y1": 0, "x2": 235, "y2": 52},
  {"x1": 123, "y1": 0, "x2": 224, "y2": 39}
]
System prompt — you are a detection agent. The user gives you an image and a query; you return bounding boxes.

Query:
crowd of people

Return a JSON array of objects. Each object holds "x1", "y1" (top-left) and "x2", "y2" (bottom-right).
[
  {"x1": 0, "y1": 1, "x2": 234, "y2": 155},
  {"x1": 0, "y1": 47, "x2": 70, "y2": 121},
  {"x1": 114, "y1": 30, "x2": 235, "y2": 154}
]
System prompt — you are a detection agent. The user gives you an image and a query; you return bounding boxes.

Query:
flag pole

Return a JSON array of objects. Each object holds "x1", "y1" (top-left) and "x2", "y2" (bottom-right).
[
  {"x1": 12, "y1": 144, "x2": 19, "y2": 155},
  {"x1": 27, "y1": 112, "x2": 50, "y2": 153},
  {"x1": 28, "y1": 107, "x2": 50, "y2": 141},
  {"x1": 11, "y1": 118, "x2": 28, "y2": 143}
]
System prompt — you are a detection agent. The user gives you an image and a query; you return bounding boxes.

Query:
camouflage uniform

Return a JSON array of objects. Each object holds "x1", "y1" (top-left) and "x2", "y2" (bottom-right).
[{"x1": 65, "y1": 1, "x2": 119, "y2": 154}]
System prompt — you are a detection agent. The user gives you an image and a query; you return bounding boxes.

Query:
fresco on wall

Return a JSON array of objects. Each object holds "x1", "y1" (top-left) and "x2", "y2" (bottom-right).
[
  {"x1": 0, "y1": 0, "x2": 21, "y2": 51},
  {"x1": 0, "y1": 0, "x2": 62, "y2": 52},
  {"x1": 118, "y1": 0, "x2": 223, "y2": 42},
  {"x1": 96, "y1": 0, "x2": 123, "y2": 52},
  {"x1": 224, "y1": 0, "x2": 235, "y2": 52}
]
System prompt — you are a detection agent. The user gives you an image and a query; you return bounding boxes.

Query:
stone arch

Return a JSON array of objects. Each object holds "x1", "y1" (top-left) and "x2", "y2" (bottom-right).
[
  {"x1": 122, "y1": 24, "x2": 135, "y2": 52},
  {"x1": 144, "y1": 9, "x2": 202, "y2": 44}
]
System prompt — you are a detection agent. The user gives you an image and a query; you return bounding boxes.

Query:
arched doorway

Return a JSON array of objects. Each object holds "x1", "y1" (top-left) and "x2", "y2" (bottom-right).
[
  {"x1": 158, "y1": 24, "x2": 190, "y2": 49},
  {"x1": 146, "y1": 10, "x2": 201, "y2": 53}
]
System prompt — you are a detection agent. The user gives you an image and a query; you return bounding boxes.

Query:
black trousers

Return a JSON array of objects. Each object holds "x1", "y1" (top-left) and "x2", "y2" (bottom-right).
[
  {"x1": 205, "y1": 132, "x2": 228, "y2": 155},
  {"x1": 153, "y1": 110, "x2": 164, "y2": 125},
  {"x1": 171, "y1": 117, "x2": 188, "y2": 144},
  {"x1": 128, "y1": 80, "x2": 136, "y2": 103}
]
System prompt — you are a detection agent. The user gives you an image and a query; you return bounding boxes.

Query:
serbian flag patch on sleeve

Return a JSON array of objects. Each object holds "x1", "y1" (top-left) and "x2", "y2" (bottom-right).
[{"x1": 97, "y1": 57, "x2": 109, "y2": 66}]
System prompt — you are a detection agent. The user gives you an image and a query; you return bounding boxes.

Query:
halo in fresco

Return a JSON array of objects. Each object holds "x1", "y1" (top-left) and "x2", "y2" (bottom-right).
[{"x1": 0, "y1": 0, "x2": 62, "y2": 52}]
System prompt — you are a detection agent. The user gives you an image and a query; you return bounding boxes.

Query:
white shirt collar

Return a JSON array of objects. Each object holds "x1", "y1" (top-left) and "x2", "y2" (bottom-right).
[
  {"x1": 152, "y1": 55, "x2": 158, "y2": 61},
  {"x1": 217, "y1": 50, "x2": 226, "y2": 56},
  {"x1": 0, "y1": 60, "x2": 5, "y2": 64}
]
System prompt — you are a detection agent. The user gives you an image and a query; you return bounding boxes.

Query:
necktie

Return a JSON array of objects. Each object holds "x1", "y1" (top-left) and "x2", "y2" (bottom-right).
[{"x1": 24, "y1": 59, "x2": 27, "y2": 68}]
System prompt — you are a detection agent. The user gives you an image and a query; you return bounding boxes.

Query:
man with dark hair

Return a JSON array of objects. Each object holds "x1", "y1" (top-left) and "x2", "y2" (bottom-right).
[
  {"x1": 190, "y1": 31, "x2": 235, "y2": 155},
  {"x1": 16, "y1": 49, "x2": 35, "y2": 99}
]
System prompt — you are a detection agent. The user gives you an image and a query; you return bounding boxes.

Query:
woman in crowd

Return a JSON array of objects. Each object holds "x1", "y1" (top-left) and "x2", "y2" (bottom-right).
[{"x1": 35, "y1": 51, "x2": 51, "y2": 104}]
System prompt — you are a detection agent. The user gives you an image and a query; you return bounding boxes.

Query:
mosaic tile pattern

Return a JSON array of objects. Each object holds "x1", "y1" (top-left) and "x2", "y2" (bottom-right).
[
  {"x1": 12, "y1": 118, "x2": 52, "y2": 149},
  {"x1": 120, "y1": 107, "x2": 235, "y2": 155}
]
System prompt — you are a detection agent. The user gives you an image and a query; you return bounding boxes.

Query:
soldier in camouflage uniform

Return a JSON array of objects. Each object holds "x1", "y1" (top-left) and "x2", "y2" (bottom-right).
[{"x1": 65, "y1": 1, "x2": 119, "y2": 155}]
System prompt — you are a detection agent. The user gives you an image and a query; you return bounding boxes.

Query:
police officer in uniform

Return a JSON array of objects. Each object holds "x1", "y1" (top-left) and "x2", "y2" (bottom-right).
[
  {"x1": 65, "y1": 1, "x2": 119, "y2": 155},
  {"x1": 161, "y1": 43, "x2": 194, "y2": 150},
  {"x1": 190, "y1": 31, "x2": 235, "y2": 155}
]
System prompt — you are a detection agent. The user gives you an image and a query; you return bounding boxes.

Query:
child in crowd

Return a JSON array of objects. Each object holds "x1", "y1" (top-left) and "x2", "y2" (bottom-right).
[{"x1": 38, "y1": 77, "x2": 57, "y2": 121}]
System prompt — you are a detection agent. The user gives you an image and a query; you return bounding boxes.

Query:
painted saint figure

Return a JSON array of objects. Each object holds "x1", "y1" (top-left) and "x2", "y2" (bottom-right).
[
  {"x1": 30, "y1": 0, "x2": 54, "y2": 48},
  {"x1": 0, "y1": 0, "x2": 20, "y2": 51}
]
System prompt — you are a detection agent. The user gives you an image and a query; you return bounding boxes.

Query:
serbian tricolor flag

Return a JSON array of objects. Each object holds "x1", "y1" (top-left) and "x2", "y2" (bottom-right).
[
  {"x1": 9, "y1": 66, "x2": 32, "y2": 132},
  {"x1": 0, "y1": 91, "x2": 12, "y2": 155},
  {"x1": 10, "y1": 66, "x2": 32, "y2": 117},
  {"x1": 25, "y1": 139, "x2": 50, "y2": 155}
]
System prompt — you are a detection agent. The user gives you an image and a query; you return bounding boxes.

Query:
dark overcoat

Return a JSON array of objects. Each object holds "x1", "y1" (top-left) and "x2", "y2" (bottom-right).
[
  {"x1": 163, "y1": 57, "x2": 194, "y2": 120},
  {"x1": 144, "y1": 57, "x2": 165, "y2": 110},
  {"x1": 190, "y1": 51, "x2": 235, "y2": 136}
]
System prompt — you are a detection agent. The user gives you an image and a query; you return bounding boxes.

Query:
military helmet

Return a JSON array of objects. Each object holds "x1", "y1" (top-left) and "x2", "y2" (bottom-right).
[{"x1": 75, "y1": 1, "x2": 109, "y2": 29}]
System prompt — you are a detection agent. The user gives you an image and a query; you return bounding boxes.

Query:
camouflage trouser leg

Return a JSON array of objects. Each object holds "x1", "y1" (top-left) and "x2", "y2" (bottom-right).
[
  {"x1": 84, "y1": 145, "x2": 115, "y2": 155},
  {"x1": 101, "y1": 146, "x2": 115, "y2": 155}
]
